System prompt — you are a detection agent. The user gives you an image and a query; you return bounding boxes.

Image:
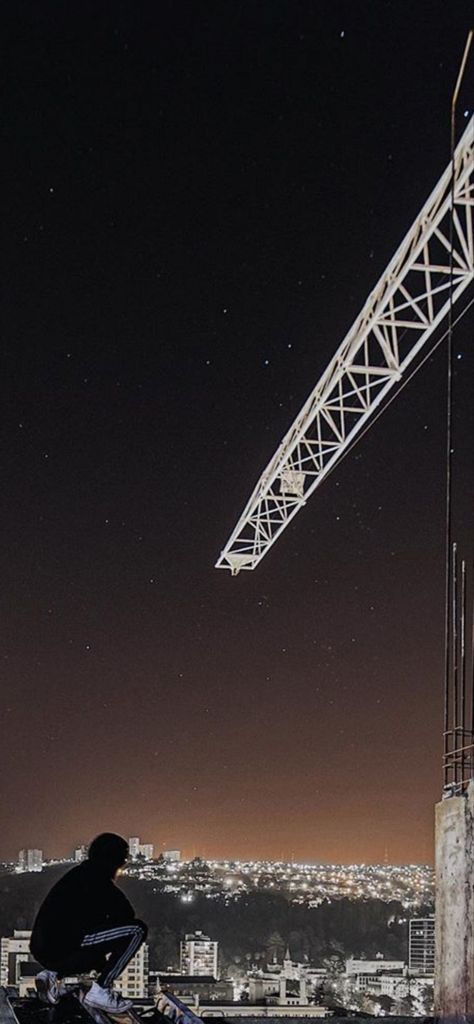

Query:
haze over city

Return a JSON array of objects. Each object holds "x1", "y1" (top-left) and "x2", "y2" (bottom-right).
[{"x1": 2, "y1": 1, "x2": 473, "y2": 866}]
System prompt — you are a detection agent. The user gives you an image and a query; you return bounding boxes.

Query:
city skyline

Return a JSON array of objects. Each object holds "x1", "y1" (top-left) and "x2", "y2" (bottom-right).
[
  {"x1": 0, "y1": 827, "x2": 440, "y2": 868},
  {"x1": 2, "y1": 2, "x2": 473, "y2": 865},
  {"x1": 2, "y1": 844, "x2": 435, "y2": 907},
  {"x1": 3, "y1": 843, "x2": 435, "y2": 868}
]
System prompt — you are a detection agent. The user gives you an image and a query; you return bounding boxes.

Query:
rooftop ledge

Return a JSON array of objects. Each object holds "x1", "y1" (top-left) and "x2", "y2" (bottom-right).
[{"x1": 1, "y1": 988, "x2": 435, "y2": 1024}]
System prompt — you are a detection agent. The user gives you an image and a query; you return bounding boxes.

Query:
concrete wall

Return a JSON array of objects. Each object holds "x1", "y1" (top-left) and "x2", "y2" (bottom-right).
[{"x1": 435, "y1": 779, "x2": 474, "y2": 1024}]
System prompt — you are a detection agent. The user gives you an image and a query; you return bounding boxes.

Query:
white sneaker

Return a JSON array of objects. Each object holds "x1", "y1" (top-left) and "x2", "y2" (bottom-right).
[
  {"x1": 36, "y1": 970, "x2": 60, "y2": 1005},
  {"x1": 84, "y1": 982, "x2": 133, "y2": 1014}
]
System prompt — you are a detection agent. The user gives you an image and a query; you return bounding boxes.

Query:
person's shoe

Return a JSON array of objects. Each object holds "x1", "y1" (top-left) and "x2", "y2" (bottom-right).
[
  {"x1": 36, "y1": 970, "x2": 60, "y2": 1005},
  {"x1": 84, "y1": 983, "x2": 133, "y2": 1014}
]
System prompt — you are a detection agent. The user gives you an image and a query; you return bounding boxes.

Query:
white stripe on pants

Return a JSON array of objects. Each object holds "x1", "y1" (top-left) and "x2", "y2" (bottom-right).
[{"x1": 81, "y1": 923, "x2": 145, "y2": 987}]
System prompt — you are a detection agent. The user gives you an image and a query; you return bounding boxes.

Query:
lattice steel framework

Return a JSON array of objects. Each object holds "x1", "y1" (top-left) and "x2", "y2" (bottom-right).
[{"x1": 216, "y1": 117, "x2": 474, "y2": 574}]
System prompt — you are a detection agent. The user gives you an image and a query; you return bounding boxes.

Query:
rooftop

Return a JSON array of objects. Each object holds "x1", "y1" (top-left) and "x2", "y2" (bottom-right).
[{"x1": 0, "y1": 989, "x2": 435, "y2": 1024}]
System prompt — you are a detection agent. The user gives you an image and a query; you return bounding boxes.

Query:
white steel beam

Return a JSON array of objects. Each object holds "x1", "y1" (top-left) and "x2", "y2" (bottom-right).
[{"x1": 216, "y1": 117, "x2": 474, "y2": 574}]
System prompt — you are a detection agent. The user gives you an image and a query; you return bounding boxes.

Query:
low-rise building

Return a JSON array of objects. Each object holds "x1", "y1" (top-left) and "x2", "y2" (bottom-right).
[
  {"x1": 158, "y1": 974, "x2": 233, "y2": 1005},
  {"x1": 17, "y1": 961, "x2": 42, "y2": 997},
  {"x1": 352, "y1": 971, "x2": 407, "y2": 998},
  {"x1": 194, "y1": 1005, "x2": 329, "y2": 1018},
  {"x1": 1, "y1": 931, "x2": 34, "y2": 987},
  {"x1": 345, "y1": 956, "x2": 405, "y2": 976}
]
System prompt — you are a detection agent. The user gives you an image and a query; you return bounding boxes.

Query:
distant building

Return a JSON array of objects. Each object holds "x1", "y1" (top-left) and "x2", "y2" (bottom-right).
[
  {"x1": 18, "y1": 850, "x2": 43, "y2": 872},
  {"x1": 248, "y1": 977, "x2": 279, "y2": 1002},
  {"x1": 352, "y1": 972, "x2": 407, "y2": 998},
  {"x1": 157, "y1": 975, "x2": 233, "y2": 1006},
  {"x1": 163, "y1": 850, "x2": 181, "y2": 863},
  {"x1": 249, "y1": 975, "x2": 308, "y2": 1006},
  {"x1": 345, "y1": 956, "x2": 405, "y2": 975},
  {"x1": 17, "y1": 961, "x2": 42, "y2": 997},
  {"x1": 115, "y1": 943, "x2": 149, "y2": 998},
  {"x1": 180, "y1": 932, "x2": 218, "y2": 978},
  {"x1": 1, "y1": 931, "x2": 34, "y2": 986},
  {"x1": 127, "y1": 837, "x2": 153, "y2": 861},
  {"x1": 74, "y1": 845, "x2": 88, "y2": 862},
  {"x1": 409, "y1": 917, "x2": 435, "y2": 974},
  {"x1": 349, "y1": 967, "x2": 432, "y2": 1009},
  {"x1": 248, "y1": 949, "x2": 318, "y2": 1006},
  {"x1": 128, "y1": 837, "x2": 141, "y2": 860},
  {"x1": 281, "y1": 947, "x2": 299, "y2": 980}
]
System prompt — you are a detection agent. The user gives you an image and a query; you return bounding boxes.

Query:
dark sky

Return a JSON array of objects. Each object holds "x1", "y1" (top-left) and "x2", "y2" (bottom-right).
[{"x1": 2, "y1": 1, "x2": 473, "y2": 865}]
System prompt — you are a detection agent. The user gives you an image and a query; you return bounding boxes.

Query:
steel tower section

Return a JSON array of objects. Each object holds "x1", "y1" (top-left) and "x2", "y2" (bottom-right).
[{"x1": 216, "y1": 117, "x2": 474, "y2": 574}]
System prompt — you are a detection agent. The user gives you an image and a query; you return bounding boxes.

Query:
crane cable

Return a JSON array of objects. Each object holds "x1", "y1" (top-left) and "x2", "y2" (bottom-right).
[{"x1": 444, "y1": 30, "x2": 473, "y2": 782}]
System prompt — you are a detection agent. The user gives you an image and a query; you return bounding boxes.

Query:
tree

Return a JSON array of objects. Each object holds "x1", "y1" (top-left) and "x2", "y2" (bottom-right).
[
  {"x1": 379, "y1": 994, "x2": 395, "y2": 1014},
  {"x1": 151, "y1": 924, "x2": 179, "y2": 971},
  {"x1": 320, "y1": 953, "x2": 344, "y2": 980},
  {"x1": 265, "y1": 930, "x2": 285, "y2": 963},
  {"x1": 420, "y1": 983, "x2": 434, "y2": 1015},
  {"x1": 395, "y1": 992, "x2": 416, "y2": 1016},
  {"x1": 349, "y1": 989, "x2": 378, "y2": 1014}
]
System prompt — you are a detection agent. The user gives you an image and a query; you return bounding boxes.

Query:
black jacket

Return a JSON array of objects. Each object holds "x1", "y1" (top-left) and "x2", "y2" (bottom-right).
[{"x1": 30, "y1": 861, "x2": 135, "y2": 962}]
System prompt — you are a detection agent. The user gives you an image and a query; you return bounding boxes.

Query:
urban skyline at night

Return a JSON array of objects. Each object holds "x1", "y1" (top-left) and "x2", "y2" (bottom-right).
[
  {"x1": 2, "y1": 1, "x2": 473, "y2": 871},
  {"x1": 4, "y1": 843, "x2": 435, "y2": 907}
]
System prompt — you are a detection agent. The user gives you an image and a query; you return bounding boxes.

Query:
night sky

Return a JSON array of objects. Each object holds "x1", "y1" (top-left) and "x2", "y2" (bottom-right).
[{"x1": 2, "y1": 2, "x2": 473, "y2": 865}]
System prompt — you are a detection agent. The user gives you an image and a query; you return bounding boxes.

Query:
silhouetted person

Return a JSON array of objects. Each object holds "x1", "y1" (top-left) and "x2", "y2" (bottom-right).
[{"x1": 31, "y1": 832, "x2": 147, "y2": 1012}]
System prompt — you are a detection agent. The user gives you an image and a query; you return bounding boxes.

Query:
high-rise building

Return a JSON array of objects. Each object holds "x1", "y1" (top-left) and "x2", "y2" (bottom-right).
[
  {"x1": 180, "y1": 932, "x2": 218, "y2": 978},
  {"x1": 1, "y1": 931, "x2": 34, "y2": 986},
  {"x1": 18, "y1": 850, "x2": 43, "y2": 872},
  {"x1": 74, "y1": 845, "x2": 88, "y2": 862},
  {"x1": 163, "y1": 850, "x2": 181, "y2": 863},
  {"x1": 115, "y1": 943, "x2": 149, "y2": 998},
  {"x1": 128, "y1": 837, "x2": 140, "y2": 860},
  {"x1": 409, "y1": 917, "x2": 435, "y2": 975},
  {"x1": 127, "y1": 837, "x2": 153, "y2": 861}
]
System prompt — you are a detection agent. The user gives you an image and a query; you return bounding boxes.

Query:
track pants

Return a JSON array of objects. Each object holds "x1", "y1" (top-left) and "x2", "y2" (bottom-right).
[{"x1": 52, "y1": 920, "x2": 147, "y2": 988}]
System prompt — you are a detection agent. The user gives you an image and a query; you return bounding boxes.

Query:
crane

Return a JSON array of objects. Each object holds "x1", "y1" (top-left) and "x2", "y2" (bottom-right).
[{"x1": 215, "y1": 116, "x2": 474, "y2": 575}]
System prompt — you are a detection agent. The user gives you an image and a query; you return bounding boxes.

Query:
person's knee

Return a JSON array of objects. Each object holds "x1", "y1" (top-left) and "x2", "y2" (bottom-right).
[{"x1": 135, "y1": 919, "x2": 148, "y2": 940}]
